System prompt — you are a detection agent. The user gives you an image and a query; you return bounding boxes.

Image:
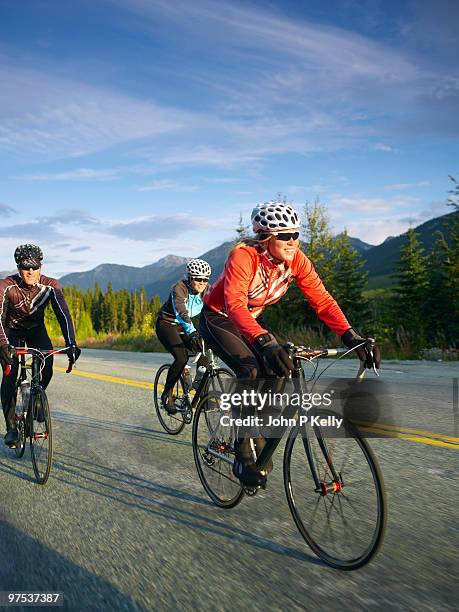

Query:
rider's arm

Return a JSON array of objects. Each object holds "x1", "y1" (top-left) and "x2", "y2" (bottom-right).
[
  {"x1": 223, "y1": 246, "x2": 269, "y2": 344},
  {"x1": 0, "y1": 279, "x2": 11, "y2": 347},
  {"x1": 292, "y1": 250, "x2": 350, "y2": 336},
  {"x1": 171, "y1": 281, "x2": 195, "y2": 336},
  {"x1": 48, "y1": 279, "x2": 76, "y2": 346}
]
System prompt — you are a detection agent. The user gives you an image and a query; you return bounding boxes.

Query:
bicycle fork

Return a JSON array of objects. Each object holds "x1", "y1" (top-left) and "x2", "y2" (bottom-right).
[{"x1": 301, "y1": 426, "x2": 343, "y2": 496}]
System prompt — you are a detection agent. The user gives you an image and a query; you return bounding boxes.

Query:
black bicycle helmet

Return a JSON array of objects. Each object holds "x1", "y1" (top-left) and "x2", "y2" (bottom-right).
[{"x1": 14, "y1": 244, "x2": 44, "y2": 265}]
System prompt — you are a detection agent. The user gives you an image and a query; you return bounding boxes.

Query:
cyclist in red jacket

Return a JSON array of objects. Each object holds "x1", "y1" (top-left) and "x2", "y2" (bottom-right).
[
  {"x1": 200, "y1": 201, "x2": 380, "y2": 487},
  {"x1": 0, "y1": 244, "x2": 80, "y2": 447}
]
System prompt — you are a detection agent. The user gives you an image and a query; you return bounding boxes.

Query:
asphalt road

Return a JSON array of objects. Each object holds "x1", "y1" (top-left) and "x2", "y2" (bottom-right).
[{"x1": 0, "y1": 349, "x2": 457, "y2": 611}]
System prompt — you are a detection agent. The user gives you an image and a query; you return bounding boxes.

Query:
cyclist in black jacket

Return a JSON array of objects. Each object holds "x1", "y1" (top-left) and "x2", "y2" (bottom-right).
[
  {"x1": 0, "y1": 244, "x2": 81, "y2": 447},
  {"x1": 156, "y1": 259, "x2": 211, "y2": 414}
]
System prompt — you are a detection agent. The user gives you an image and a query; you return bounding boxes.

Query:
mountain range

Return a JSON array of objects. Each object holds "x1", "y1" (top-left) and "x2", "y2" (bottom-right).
[{"x1": 59, "y1": 211, "x2": 458, "y2": 299}]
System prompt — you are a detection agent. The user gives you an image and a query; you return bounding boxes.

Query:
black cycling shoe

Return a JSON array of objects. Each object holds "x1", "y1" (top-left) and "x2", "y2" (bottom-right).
[
  {"x1": 161, "y1": 391, "x2": 177, "y2": 415},
  {"x1": 4, "y1": 428, "x2": 19, "y2": 448},
  {"x1": 232, "y1": 438, "x2": 267, "y2": 487},
  {"x1": 232, "y1": 458, "x2": 267, "y2": 488}
]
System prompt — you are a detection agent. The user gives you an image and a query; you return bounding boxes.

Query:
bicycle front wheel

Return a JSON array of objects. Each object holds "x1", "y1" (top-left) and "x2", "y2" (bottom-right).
[
  {"x1": 207, "y1": 368, "x2": 234, "y2": 393},
  {"x1": 284, "y1": 410, "x2": 386, "y2": 570},
  {"x1": 14, "y1": 383, "x2": 28, "y2": 459},
  {"x1": 153, "y1": 364, "x2": 186, "y2": 435},
  {"x1": 30, "y1": 389, "x2": 53, "y2": 485},
  {"x1": 192, "y1": 391, "x2": 243, "y2": 508}
]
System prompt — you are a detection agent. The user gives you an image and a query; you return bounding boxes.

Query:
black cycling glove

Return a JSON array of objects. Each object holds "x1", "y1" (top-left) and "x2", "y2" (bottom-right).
[
  {"x1": 0, "y1": 344, "x2": 16, "y2": 366},
  {"x1": 188, "y1": 331, "x2": 203, "y2": 354},
  {"x1": 254, "y1": 333, "x2": 295, "y2": 377},
  {"x1": 67, "y1": 344, "x2": 81, "y2": 364},
  {"x1": 341, "y1": 328, "x2": 381, "y2": 369}
]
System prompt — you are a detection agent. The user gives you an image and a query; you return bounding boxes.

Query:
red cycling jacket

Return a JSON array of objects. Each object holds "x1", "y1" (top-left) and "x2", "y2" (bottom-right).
[{"x1": 204, "y1": 244, "x2": 350, "y2": 344}]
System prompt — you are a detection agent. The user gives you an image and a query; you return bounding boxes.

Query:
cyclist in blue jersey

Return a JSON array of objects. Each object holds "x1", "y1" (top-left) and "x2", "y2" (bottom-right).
[{"x1": 155, "y1": 259, "x2": 211, "y2": 414}]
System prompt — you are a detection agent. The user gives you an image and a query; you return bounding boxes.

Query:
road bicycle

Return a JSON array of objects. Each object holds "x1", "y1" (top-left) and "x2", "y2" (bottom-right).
[
  {"x1": 7, "y1": 346, "x2": 73, "y2": 485},
  {"x1": 192, "y1": 340, "x2": 386, "y2": 570},
  {"x1": 153, "y1": 344, "x2": 233, "y2": 435}
]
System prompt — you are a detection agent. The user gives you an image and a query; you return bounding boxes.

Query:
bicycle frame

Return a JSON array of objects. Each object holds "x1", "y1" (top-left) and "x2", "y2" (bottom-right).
[{"x1": 182, "y1": 348, "x2": 230, "y2": 412}]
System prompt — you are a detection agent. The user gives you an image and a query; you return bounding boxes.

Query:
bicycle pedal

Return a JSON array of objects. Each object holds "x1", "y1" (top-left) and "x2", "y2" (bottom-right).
[{"x1": 243, "y1": 483, "x2": 266, "y2": 496}]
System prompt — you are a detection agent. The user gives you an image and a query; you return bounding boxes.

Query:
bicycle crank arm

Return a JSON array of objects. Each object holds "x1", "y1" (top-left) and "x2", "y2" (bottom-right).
[{"x1": 205, "y1": 447, "x2": 234, "y2": 465}]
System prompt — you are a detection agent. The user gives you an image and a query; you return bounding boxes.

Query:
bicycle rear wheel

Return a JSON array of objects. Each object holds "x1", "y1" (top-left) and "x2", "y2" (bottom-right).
[
  {"x1": 284, "y1": 410, "x2": 386, "y2": 570},
  {"x1": 153, "y1": 364, "x2": 186, "y2": 435},
  {"x1": 14, "y1": 417, "x2": 27, "y2": 458},
  {"x1": 192, "y1": 391, "x2": 244, "y2": 508},
  {"x1": 30, "y1": 389, "x2": 53, "y2": 485}
]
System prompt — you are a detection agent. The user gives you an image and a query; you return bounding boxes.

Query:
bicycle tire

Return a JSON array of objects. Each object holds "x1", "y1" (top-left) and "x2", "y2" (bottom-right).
[
  {"x1": 283, "y1": 410, "x2": 386, "y2": 570},
  {"x1": 14, "y1": 417, "x2": 26, "y2": 458},
  {"x1": 192, "y1": 391, "x2": 244, "y2": 508},
  {"x1": 13, "y1": 382, "x2": 28, "y2": 458},
  {"x1": 30, "y1": 389, "x2": 53, "y2": 485},
  {"x1": 153, "y1": 364, "x2": 186, "y2": 435},
  {"x1": 207, "y1": 368, "x2": 234, "y2": 393}
]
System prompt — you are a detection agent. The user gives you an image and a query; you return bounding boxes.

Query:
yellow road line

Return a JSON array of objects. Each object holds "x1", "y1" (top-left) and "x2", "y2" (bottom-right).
[
  {"x1": 353, "y1": 420, "x2": 459, "y2": 444},
  {"x1": 55, "y1": 366, "x2": 457, "y2": 449},
  {"x1": 357, "y1": 426, "x2": 458, "y2": 449},
  {"x1": 54, "y1": 366, "x2": 153, "y2": 390}
]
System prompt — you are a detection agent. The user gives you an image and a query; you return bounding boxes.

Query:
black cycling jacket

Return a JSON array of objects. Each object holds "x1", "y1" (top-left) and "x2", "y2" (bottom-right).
[{"x1": 0, "y1": 274, "x2": 76, "y2": 347}]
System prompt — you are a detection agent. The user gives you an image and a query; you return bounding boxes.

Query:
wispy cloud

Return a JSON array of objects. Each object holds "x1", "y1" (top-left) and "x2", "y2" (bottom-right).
[
  {"x1": 108, "y1": 213, "x2": 224, "y2": 241},
  {"x1": 42, "y1": 209, "x2": 100, "y2": 227},
  {"x1": 69, "y1": 245, "x2": 91, "y2": 253},
  {"x1": 20, "y1": 168, "x2": 121, "y2": 181},
  {"x1": 0, "y1": 203, "x2": 16, "y2": 217},
  {"x1": 0, "y1": 63, "x2": 198, "y2": 159},
  {"x1": 330, "y1": 194, "x2": 419, "y2": 214},
  {"x1": 384, "y1": 181, "x2": 431, "y2": 190},
  {"x1": 137, "y1": 179, "x2": 198, "y2": 192},
  {"x1": 0, "y1": 222, "x2": 63, "y2": 241},
  {"x1": 373, "y1": 143, "x2": 393, "y2": 152}
]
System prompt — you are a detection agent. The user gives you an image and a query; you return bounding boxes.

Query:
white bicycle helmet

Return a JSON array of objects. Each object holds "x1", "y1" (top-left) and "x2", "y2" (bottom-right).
[
  {"x1": 251, "y1": 201, "x2": 300, "y2": 233},
  {"x1": 186, "y1": 259, "x2": 211, "y2": 278}
]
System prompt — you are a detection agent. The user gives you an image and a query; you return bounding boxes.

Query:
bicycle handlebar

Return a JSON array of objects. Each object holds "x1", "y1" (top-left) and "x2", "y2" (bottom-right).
[
  {"x1": 5, "y1": 346, "x2": 75, "y2": 376},
  {"x1": 285, "y1": 338, "x2": 379, "y2": 379}
]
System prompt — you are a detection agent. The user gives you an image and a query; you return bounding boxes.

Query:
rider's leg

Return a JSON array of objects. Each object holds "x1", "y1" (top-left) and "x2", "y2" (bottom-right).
[
  {"x1": 1, "y1": 330, "x2": 20, "y2": 445},
  {"x1": 200, "y1": 307, "x2": 270, "y2": 486},
  {"x1": 24, "y1": 327, "x2": 53, "y2": 422},
  {"x1": 156, "y1": 319, "x2": 189, "y2": 414},
  {"x1": 27, "y1": 326, "x2": 53, "y2": 389}
]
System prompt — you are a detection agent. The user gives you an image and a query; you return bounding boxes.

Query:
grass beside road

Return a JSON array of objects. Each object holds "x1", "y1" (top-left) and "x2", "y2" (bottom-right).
[{"x1": 51, "y1": 328, "x2": 458, "y2": 360}]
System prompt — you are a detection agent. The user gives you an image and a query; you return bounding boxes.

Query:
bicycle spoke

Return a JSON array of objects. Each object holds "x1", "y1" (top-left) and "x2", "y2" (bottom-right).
[
  {"x1": 284, "y1": 414, "x2": 386, "y2": 569},
  {"x1": 192, "y1": 392, "x2": 243, "y2": 508}
]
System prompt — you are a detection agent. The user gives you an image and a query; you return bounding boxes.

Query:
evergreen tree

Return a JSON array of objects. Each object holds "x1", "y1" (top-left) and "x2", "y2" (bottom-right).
[
  {"x1": 426, "y1": 232, "x2": 454, "y2": 345},
  {"x1": 392, "y1": 228, "x2": 429, "y2": 344},
  {"x1": 328, "y1": 230, "x2": 369, "y2": 330},
  {"x1": 235, "y1": 213, "x2": 251, "y2": 242}
]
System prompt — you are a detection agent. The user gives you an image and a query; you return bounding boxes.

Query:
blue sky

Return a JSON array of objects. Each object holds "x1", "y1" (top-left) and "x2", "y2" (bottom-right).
[{"x1": 1, "y1": 0, "x2": 458, "y2": 277}]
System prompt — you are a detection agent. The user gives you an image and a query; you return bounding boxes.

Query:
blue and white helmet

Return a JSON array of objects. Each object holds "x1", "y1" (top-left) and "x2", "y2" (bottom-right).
[
  {"x1": 251, "y1": 201, "x2": 300, "y2": 233},
  {"x1": 186, "y1": 259, "x2": 211, "y2": 278}
]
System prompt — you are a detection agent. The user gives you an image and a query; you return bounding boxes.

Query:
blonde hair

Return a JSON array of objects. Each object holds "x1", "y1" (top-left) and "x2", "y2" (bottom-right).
[{"x1": 229, "y1": 236, "x2": 269, "y2": 255}]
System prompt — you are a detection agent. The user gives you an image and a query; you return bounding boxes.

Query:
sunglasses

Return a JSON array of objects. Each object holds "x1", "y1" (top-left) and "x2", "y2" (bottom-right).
[
  {"x1": 18, "y1": 262, "x2": 41, "y2": 271},
  {"x1": 273, "y1": 231, "x2": 300, "y2": 241},
  {"x1": 191, "y1": 277, "x2": 209, "y2": 283}
]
